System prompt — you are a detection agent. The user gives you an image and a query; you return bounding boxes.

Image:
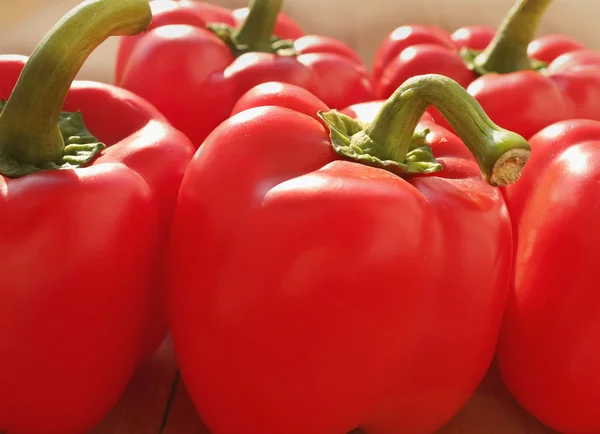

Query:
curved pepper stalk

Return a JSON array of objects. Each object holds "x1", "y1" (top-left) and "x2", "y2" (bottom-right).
[
  {"x1": 0, "y1": 0, "x2": 152, "y2": 178},
  {"x1": 319, "y1": 74, "x2": 531, "y2": 187},
  {"x1": 466, "y1": 0, "x2": 553, "y2": 75},
  {"x1": 207, "y1": 0, "x2": 297, "y2": 57}
]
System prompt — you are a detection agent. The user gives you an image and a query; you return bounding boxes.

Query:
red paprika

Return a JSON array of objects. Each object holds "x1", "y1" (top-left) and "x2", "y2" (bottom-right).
[
  {"x1": 115, "y1": 0, "x2": 373, "y2": 147},
  {"x1": 498, "y1": 119, "x2": 600, "y2": 434},
  {"x1": 169, "y1": 76, "x2": 531, "y2": 434},
  {"x1": 373, "y1": 0, "x2": 600, "y2": 139},
  {"x1": 0, "y1": 1, "x2": 194, "y2": 432}
]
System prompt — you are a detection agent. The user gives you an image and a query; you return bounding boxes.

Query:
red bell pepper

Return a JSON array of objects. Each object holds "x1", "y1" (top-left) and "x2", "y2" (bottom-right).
[
  {"x1": 169, "y1": 75, "x2": 531, "y2": 434},
  {"x1": 0, "y1": 1, "x2": 194, "y2": 433},
  {"x1": 115, "y1": 0, "x2": 374, "y2": 147},
  {"x1": 373, "y1": 0, "x2": 600, "y2": 139},
  {"x1": 497, "y1": 119, "x2": 600, "y2": 434}
]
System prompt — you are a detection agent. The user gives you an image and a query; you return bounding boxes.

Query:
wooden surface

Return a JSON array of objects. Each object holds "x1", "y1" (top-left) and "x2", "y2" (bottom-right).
[
  {"x1": 89, "y1": 337, "x2": 556, "y2": 434},
  {"x1": 90, "y1": 337, "x2": 209, "y2": 434}
]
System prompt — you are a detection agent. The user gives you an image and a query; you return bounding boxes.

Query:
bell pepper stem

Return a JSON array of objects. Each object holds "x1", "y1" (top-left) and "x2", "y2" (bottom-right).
[
  {"x1": 0, "y1": 0, "x2": 151, "y2": 169},
  {"x1": 474, "y1": 0, "x2": 553, "y2": 73},
  {"x1": 234, "y1": 0, "x2": 283, "y2": 52},
  {"x1": 354, "y1": 74, "x2": 531, "y2": 186}
]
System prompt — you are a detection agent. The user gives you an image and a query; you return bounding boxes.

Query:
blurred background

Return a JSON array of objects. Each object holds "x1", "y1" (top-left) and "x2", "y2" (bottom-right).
[{"x1": 0, "y1": 0, "x2": 596, "y2": 83}]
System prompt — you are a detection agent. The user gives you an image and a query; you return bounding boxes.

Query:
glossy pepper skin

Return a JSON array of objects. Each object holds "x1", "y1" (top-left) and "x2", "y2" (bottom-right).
[
  {"x1": 498, "y1": 119, "x2": 600, "y2": 434},
  {"x1": 0, "y1": 1, "x2": 194, "y2": 433},
  {"x1": 373, "y1": 0, "x2": 600, "y2": 139},
  {"x1": 169, "y1": 76, "x2": 531, "y2": 434},
  {"x1": 115, "y1": 0, "x2": 374, "y2": 147}
]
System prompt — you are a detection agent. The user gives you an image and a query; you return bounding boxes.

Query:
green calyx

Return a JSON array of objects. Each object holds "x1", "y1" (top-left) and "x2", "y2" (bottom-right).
[
  {"x1": 207, "y1": 0, "x2": 297, "y2": 57},
  {"x1": 318, "y1": 110, "x2": 442, "y2": 176},
  {"x1": 469, "y1": 0, "x2": 553, "y2": 75},
  {"x1": 0, "y1": 0, "x2": 151, "y2": 179},
  {"x1": 0, "y1": 100, "x2": 105, "y2": 177},
  {"x1": 320, "y1": 74, "x2": 531, "y2": 187},
  {"x1": 207, "y1": 23, "x2": 296, "y2": 57},
  {"x1": 460, "y1": 47, "x2": 548, "y2": 76}
]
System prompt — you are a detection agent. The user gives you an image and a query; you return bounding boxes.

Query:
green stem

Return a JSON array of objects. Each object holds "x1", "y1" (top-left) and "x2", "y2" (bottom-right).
[
  {"x1": 233, "y1": 0, "x2": 283, "y2": 52},
  {"x1": 351, "y1": 74, "x2": 531, "y2": 186},
  {"x1": 0, "y1": 0, "x2": 151, "y2": 170},
  {"x1": 474, "y1": 0, "x2": 552, "y2": 73}
]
